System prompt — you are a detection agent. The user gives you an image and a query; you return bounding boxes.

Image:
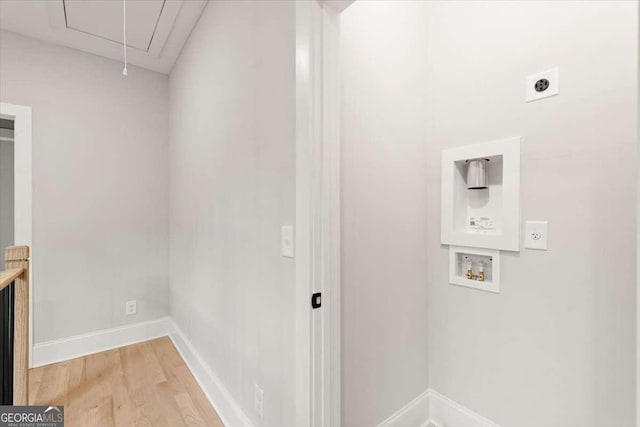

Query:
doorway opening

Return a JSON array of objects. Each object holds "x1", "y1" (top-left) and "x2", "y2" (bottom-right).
[
  {"x1": 0, "y1": 103, "x2": 32, "y2": 368},
  {"x1": 0, "y1": 118, "x2": 14, "y2": 252}
]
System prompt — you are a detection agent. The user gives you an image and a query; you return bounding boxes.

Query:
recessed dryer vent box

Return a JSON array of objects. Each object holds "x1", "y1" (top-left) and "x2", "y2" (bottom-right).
[
  {"x1": 449, "y1": 246, "x2": 500, "y2": 293},
  {"x1": 441, "y1": 136, "x2": 521, "y2": 251}
]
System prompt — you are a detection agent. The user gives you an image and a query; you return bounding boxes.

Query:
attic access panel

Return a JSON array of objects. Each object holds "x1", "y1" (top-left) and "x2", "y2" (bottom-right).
[{"x1": 63, "y1": 0, "x2": 165, "y2": 52}]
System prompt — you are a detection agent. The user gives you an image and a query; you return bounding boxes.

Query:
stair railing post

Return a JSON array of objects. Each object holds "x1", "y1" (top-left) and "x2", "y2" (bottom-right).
[{"x1": 5, "y1": 246, "x2": 29, "y2": 405}]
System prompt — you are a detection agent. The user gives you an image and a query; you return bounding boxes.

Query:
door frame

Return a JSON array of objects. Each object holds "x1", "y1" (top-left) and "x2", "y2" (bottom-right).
[
  {"x1": 295, "y1": 2, "x2": 354, "y2": 426},
  {"x1": 637, "y1": 44, "x2": 640, "y2": 427},
  {"x1": 0, "y1": 102, "x2": 33, "y2": 369}
]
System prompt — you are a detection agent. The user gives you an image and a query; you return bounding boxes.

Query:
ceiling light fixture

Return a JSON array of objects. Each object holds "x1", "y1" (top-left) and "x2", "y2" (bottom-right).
[{"x1": 122, "y1": 0, "x2": 128, "y2": 76}]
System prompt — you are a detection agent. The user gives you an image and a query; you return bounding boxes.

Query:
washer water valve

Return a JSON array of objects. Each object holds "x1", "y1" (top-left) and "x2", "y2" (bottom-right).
[
  {"x1": 477, "y1": 261, "x2": 485, "y2": 282},
  {"x1": 465, "y1": 257, "x2": 474, "y2": 279},
  {"x1": 463, "y1": 256, "x2": 488, "y2": 281}
]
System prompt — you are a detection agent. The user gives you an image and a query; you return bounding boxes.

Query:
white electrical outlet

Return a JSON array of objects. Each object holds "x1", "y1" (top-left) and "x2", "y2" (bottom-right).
[
  {"x1": 526, "y1": 68, "x2": 559, "y2": 102},
  {"x1": 281, "y1": 225, "x2": 294, "y2": 258},
  {"x1": 254, "y1": 384, "x2": 264, "y2": 418},
  {"x1": 126, "y1": 300, "x2": 137, "y2": 315},
  {"x1": 525, "y1": 221, "x2": 548, "y2": 250}
]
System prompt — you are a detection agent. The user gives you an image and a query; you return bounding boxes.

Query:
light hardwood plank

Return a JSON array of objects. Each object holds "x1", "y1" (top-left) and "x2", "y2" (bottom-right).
[{"x1": 29, "y1": 337, "x2": 224, "y2": 427}]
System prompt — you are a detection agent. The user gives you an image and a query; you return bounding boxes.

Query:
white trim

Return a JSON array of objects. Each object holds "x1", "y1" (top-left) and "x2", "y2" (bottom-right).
[
  {"x1": 320, "y1": 4, "x2": 342, "y2": 427},
  {"x1": 32, "y1": 317, "x2": 172, "y2": 368},
  {"x1": 299, "y1": 3, "x2": 343, "y2": 426},
  {"x1": 637, "y1": 49, "x2": 640, "y2": 427},
  {"x1": 313, "y1": 2, "x2": 356, "y2": 425},
  {"x1": 168, "y1": 320, "x2": 255, "y2": 427},
  {"x1": 428, "y1": 390, "x2": 501, "y2": 427},
  {"x1": 308, "y1": 2, "x2": 356, "y2": 425},
  {"x1": 0, "y1": 102, "x2": 33, "y2": 368},
  {"x1": 375, "y1": 389, "x2": 502, "y2": 427},
  {"x1": 637, "y1": 43, "x2": 640, "y2": 426},
  {"x1": 441, "y1": 136, "x2": 522, "y2": 252},
  {"x1": 322, "y1": 0, "x2": 355, "y2": 13},
  {"x1": 295, "y1": 2, "x2": 316, "y2": 426},
  {"x1": 377, "y1": 390, "x2": 430, "y2": 427}
]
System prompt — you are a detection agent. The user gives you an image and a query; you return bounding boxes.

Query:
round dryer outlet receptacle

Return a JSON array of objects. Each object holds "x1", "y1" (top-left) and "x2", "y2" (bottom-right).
[{"x1": 535, "y1": 78, "x2": 550, "y2": 92}]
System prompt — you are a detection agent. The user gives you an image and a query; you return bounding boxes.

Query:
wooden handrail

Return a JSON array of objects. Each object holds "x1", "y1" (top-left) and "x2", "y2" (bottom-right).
[
  {"x1": 0, "y1": 268, "x2": 24, "y2": 291},
  {"x1": 2, "y1": 245, "x2": 29, "y2": 405}
]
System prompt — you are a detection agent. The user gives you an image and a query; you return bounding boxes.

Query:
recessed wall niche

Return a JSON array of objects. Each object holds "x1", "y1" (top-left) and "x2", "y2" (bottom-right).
[
  {"x1": 441, "y1": 136, "x2": 521, "y2": 251},
  {"x1": 449, "y1": 246, "x2": 500, "y2": 293}
]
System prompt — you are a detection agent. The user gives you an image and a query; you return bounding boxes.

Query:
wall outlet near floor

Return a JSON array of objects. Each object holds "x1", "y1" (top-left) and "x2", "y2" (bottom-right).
[
  {"x1": 126, "y1": 300, "x2": 137, "y2": 315},
  {"x1": 281, "y1": 225, "x2": 294, "y2": 258},
  {"x1": 254, "y1": 384, "x2": 264, "y2": 418},
  {"x1": 525, "y1": 221, "x2": 548, "y2": 250}
]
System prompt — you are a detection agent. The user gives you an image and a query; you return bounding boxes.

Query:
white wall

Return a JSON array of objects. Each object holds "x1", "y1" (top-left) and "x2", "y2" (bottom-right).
[
  {"x1": 0, "y1": 130, "x2": 14, "y2": 252},
  {"x1": 341, "y1": 1, "x2": 637, "y2": 426},
  {"x1": 0, "y1": 31, "x2": 170, "y2": 343},
  {"x1": 340, "y1": 3, "x2": 430, "y2": 426},
  {"x1": 168, "y1": 2, "x2": 296, "y2": 427},
  {"x1": 425, "y1": 2, "x2": 637, "y2": 426}
]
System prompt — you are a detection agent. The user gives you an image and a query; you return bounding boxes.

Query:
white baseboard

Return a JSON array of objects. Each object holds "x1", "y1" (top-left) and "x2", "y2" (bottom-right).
[
  {"x1": 32, "y1": 316, "x2": 174, "y2": 368},
  {"x1": 168, "y1": 319, "x2": 255, "y2": 427},
  {"x1": 428, "y1": 389, "x2": 501, "y2": 427},
  {"x1": 33, "y1": 319, "x2": 498, "y2": 427},
  {"x1": 377, "y1": 389, "x2": 501, "y2": 427},
  {"x1": 377, "y1": 389, "x2": 431, "y2": 427}
]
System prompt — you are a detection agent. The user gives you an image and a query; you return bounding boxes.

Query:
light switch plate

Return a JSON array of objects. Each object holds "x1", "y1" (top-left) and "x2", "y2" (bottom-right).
[
  {"x1": 525, "y1": 221, "x2": 548, "y2": 250},
  {"x1": 281, "y1": 225, "x2": 294, "y2": 258},
  {"x1": 526, "y1": 68, "x2": 559, "y2": 102}
]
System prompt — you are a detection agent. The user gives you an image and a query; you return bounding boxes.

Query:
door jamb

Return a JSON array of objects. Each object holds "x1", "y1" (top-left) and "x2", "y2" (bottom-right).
[
  {"x1": 320, "y1": 4, "x2": 342, "y2": 427},
  {"x1": 295, "y1": 2, "x2": 320, "y2": 426},
  {"x1": 295, "y1": 1, "x2": 354, "y2": 426},
  {"x1": 0, "y1": 102, "x2": 33, "y2": 369}
]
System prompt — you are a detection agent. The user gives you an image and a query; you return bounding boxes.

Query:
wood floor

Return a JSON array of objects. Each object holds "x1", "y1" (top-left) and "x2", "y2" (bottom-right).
[{"x1": 28, "y1": 337, "x2": 224, "y2": 427}]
